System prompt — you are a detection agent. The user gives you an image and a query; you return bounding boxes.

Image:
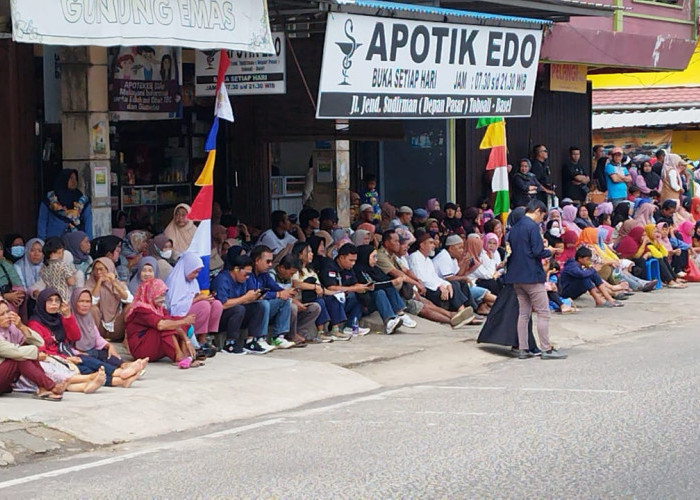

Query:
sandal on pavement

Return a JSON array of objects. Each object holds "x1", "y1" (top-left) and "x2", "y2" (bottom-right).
[{"x1": 33, "y1": 392, "x2": 62, "y2": 402}]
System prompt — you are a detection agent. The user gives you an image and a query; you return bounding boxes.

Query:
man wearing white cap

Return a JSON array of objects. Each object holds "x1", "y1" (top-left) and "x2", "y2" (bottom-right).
[
  {"x1": 353, "y1": 203, "x2": 376, "y2": 230},
  {"x1": 389, "y1": 206, "x2": 413, "y2": 231}
]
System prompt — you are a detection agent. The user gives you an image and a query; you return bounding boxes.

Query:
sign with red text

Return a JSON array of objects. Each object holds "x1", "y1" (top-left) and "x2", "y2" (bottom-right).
[{"x1": 550, "y1": 64, "x2": 587, "y2": 94}]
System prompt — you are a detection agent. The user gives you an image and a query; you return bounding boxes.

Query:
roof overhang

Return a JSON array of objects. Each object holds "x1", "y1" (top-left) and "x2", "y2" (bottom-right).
[
  {"x1": 593, "y1": 108, "x2": 700, "y2": 130},
  {"x1": 439, "y1": 0, "x2": 616, "y2": 22},
  {"x1": 328, "y1": 0, "x2": 552, "y2": 28}
]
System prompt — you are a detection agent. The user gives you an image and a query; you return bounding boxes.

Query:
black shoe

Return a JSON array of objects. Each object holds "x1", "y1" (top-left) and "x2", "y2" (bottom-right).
[
  {"x1": 223, "y1": 341, "x2": 246, "y2": 355},
  {"x1": 243, "y1": 340, "x2": 267, "y2": 354},
  {"x1": 200, "y1": 343, "x2": 217, "y2": 358}
]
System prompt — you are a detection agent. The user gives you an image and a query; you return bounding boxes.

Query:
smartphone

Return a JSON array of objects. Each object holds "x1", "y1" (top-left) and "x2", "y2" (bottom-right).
[{"x1": 258, "y1": 287, "x2": 270, "y2": 296}]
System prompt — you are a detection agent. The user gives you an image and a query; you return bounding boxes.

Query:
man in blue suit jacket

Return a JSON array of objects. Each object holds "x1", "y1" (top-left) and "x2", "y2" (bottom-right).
[{"x1": 505, "y1": 200, "x2": 567, "y2": 360}]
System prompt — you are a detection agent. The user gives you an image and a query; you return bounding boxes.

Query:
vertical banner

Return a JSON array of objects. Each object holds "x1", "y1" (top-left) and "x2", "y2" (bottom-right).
[{"x1": 108, "y1": 46, "x2": 182, "y2": 120}]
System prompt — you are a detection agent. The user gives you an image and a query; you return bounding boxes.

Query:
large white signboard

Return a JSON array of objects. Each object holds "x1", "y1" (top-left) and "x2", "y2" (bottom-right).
[
  {"x1": 195, "y1": 32, "x2": 286, "y2": 96},
  {"x1": 10, "y1": 0, "x2": 275, "y2": 53},
  {"x1": 317, "y1": 13, "x2": 543, "y2": 119}
]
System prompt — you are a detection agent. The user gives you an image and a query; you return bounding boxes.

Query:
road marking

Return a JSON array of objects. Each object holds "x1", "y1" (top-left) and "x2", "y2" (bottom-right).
[
  {"x1": 417, "y1": 385, "x2": 627, "y2": 394},
  {"x1": 519, "y1": 388, "x2": 627, "y2": 394},
  {"x1": 0, "y1": 418, "x2": 284, "y2": 490},
  {"x1": 0, "y1": 388, "x2": 410, "y2": 490}
]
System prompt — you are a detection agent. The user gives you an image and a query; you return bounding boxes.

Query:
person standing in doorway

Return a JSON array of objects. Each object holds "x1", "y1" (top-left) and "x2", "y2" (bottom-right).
[{"x1": 504, "y1": 200, "x2": 567, "y2": 360}]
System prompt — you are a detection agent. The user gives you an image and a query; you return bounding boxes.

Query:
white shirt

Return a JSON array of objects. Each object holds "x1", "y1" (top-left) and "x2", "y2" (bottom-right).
[
  {"x1": 257, "y1": 229, "x2": 297, "y2": 255},
  {"x1": 431, "y1": 249, "x2": 459, "y2": 279},
  {"x1": 469, "y1": 250, "x2": 501, "y2": 281},
  {"x1": 408, "y1": 250, "x2": 449, "y2": 291}
]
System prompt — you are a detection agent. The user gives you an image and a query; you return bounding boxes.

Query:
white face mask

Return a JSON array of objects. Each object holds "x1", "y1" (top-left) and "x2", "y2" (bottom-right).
[
  {"x1": 549, "y1": 227, "x2": 561, "y2": 237},
  {"x1": 160, "y1": 249, "x2": 173, "y2": 259}
]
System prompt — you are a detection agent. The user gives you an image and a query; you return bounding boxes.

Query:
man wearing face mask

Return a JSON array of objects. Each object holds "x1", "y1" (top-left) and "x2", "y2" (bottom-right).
[{"x1": 407, "y1": 233, "x2": 474, "y2": 328}]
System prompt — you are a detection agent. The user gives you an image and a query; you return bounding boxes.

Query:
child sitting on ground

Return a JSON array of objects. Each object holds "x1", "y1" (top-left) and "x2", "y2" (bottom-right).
[
  {"x1": 543, "y1": 258, "x2": 574, "y2": 313},
  {"x1": 39, "y1": 237, "x2": 75, "y2": 303},
  {"x1": 559, "y1": 246, "x2": 623, "y2": 308}
]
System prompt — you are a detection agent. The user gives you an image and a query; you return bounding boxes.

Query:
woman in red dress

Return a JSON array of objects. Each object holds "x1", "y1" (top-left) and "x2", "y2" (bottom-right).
[{"x1": 125, "y1": 279, "x2": 199, "y2": 369}]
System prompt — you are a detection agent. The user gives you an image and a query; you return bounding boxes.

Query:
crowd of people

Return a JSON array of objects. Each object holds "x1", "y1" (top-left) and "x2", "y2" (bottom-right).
[{"x1": 2, "y1": 147, "x2": 699, "y2": 401}]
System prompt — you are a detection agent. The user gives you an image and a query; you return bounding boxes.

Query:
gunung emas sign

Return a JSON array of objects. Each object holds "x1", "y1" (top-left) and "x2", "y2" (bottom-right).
[
  {"x1": 10, "y1": 0, "x2": 275, "y2": 53},
  {"x1": 317, "y1": 13, "x2": 543, "y2": 119}
]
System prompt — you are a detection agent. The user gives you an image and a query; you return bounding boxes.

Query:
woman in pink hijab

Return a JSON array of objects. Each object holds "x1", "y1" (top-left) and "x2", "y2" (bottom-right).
[{"x1": 561, "y1": 205, "x2": 581, "y2": 237}]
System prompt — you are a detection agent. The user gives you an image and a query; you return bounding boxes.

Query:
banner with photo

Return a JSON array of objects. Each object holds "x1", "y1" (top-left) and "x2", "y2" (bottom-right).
[
  {"x1": 11, "y1": 0, "x2": 275, "y2": 54},
  {"x1": 317, "y1": 13, "x2": 542, "y2": 119},
  {"x1": 592, "y1": 129, "x2": 673, "y2": 158},
  {"x1": 109, "y1": 46, "x2": 182, "y2": 121},
  {"x1": 195, "y1": 32, "x2": 286, "y2": 96}
]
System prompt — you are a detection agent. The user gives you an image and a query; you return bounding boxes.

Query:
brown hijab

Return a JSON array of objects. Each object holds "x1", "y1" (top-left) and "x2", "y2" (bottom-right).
[{"x1": 86, "y1": 257, "x2": 122, "y2": 322}]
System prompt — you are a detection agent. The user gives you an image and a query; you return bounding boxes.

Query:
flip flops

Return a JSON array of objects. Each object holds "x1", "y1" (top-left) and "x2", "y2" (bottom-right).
[{"x1": 33, "y1": 392, "x2": 62, "y2": 402}]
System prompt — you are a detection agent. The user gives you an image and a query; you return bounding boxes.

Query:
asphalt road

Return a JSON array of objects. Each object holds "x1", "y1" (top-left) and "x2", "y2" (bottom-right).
[{"x1": 1, "y1": 324, "x2": 698, "y2": 498}]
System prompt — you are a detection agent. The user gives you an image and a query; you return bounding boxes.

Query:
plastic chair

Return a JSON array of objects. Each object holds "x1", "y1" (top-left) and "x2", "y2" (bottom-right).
[{"x1": 645, "y1": 259, "x2": 662, "y2": 289}]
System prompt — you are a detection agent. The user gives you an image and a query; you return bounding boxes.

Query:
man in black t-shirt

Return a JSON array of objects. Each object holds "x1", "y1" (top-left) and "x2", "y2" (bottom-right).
[{"x1": 562, "y1": 146, "x2": 590, "y2": 204}]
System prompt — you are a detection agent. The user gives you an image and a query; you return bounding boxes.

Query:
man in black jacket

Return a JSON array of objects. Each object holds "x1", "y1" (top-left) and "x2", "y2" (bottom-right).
[
  {"x1": 562, "y1": 146, "x2": 590, "y2": 204},
  {"x1": 531, "y1": 144, "x2": 552, "y2": 204}
]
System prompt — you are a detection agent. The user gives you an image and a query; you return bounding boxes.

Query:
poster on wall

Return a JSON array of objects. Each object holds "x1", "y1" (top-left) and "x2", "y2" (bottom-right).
[
  {"x1": 10, "y1": 0, "x2": 275, "y2": 54},
  {"x1": 592, "y1": 129, "x2": 673, "y2": 158},
  {"x1": 108, "y1": 46, "x2": 183, "y2": 121},
  {"x1": 317, "y1": 13, "x2": 543, "y2": 119},
  {"x1": 195, "y1": 32, "x2": 286, "y2": 96}
]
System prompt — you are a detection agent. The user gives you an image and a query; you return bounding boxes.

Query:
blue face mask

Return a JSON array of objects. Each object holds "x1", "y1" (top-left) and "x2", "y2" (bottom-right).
[{"x1": 10, "y1": 246, "x2": 25, "y2": 259}]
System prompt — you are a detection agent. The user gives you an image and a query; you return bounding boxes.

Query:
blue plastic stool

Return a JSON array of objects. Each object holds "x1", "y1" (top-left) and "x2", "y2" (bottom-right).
[{"x1": 645, "y1": 259, "x2": 662, "y2": 289}]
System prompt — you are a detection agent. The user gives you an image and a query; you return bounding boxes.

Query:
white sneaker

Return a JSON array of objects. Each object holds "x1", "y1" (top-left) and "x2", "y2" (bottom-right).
[
  {"x1": 343, "y1": 326, "x2": 371, "y2": 336},
  {"x1": 399, "y1": 314, "x2": 417, "y2": 328},
  {"x1": 385, "y1": 316, "x2": 403, "y2": 335},
  {"x1": 272, "y1": 336, "x2": 295, "y2": 349},
  {"x1": 257, "y1": 338, "x2": 276, "y2": 352}
]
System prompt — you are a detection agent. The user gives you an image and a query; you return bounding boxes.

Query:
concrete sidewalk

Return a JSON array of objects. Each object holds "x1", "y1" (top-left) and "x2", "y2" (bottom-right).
[{"x1": 0, "y1": 284, "x2": 696, "y2": 460}]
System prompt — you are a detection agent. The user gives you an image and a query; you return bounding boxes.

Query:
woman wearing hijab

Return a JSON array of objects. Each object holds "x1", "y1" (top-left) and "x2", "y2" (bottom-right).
[
  {"x1": 592, "y1": 227, "x2": 656, "y2": 292},
  {"x1": 37, "y1": 169, "x2": 92, "y2": 240},
  {"x1": 634, "y1": 202, "x2": 656, "y2": 226},
  {"x1": 165, "y1": 252, "x2": 223, "y2": 349},
  {"x1": 128, "y1": 256, "x2": 160, "y2": 295},
  {"x1": 70, "y1": 288, "x2": 146, "y2": 383},
  {"x1": 14, "y1": 238, "x2": 44, "y2": 299},
  {"x1": 62, "y1": 231, "x2": 92, "y2": 287},
  {"x1": 511, "y1": 159, "x2": 546, "y2": 208},
  {"x1": 642, "y1": 224, "x2": 685, "y2": 288},
  {"x1": 0, "y1": 299, "x2": 66, "y2": 401},
  {"x1": 147, "y1": 234, "x2": 175, "y2": 279},
  {"x1": 561, "y1": 205, "x2": 582, "y2": 237},
  {"x1": 4, "y1": 234, "x2": 25, "y2": 264},
  {"x1": 660, "y1": 154, "x2": 687, "y2": 203},
  {"x1": 351, "y1": 229, "x2": 371, "y2": 247},
  {"x1": 164, "y1": 204, "x2": 196, "y2": 254},
  {"x1": 467, "y1": 233, "x2": 504, "y2": 295},
  {"x1": 574, "y1": 205, "x2": 595, "y2": 230},
  {"x1": 86, "y1": 257, "x2": 132, "y2": 341},
  {"x1": 0, "y1": 240, "x2": 27, "y2": 317},
  {"x1": 636, "y1": 161, "x2": 662, "y2": 195},
  {"x1": 689, "y1": 198, "x2": 700, "y2": 222},
  {"x1": 92, "y1": 235, "x2": 130, "y2": 282},
  {"x1": 463, "y1": 234, "x2": 497, "y2": 313},
  {"x1": 556, "y1": 230, "x2": 578, "y2": 266},
  {"x1": 125, "y1": 279, "x2": 199, "y2": 369},
  {"x1": 27, "y1": 288, "x2": 118, "y2": 390},
  {"x1": 355, "y1": 244, "x2": 416, "y2": 334}
]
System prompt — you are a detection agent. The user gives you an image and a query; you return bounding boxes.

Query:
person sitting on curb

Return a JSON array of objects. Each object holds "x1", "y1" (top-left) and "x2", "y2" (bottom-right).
[
  {"x1": 407, "y1": 233, "x2": 475, "y2": 328},
  {"x1": 125, "y1": 279, "x2": 200, "y2": 369},
  {"x1": 211, "y1": 253, "x2": 268, "y2": 355},
  {"x1": 355, "y1": 244, "x2": 417, "y2": 334},
  {"x1": 318, "y1": 244, "x2": 371, "y2": 339},
  {"x1": 270, "y1": 254, "x2": 317, "y2": 346},
  {"x1": 559, "y1": 246, "x2": 624, "y2": 308},
  {"x1": 375, "y1": 229, "x2": 464, "y2": 326},
  {"x1": 248, "y1": 246, "x2": 296, "y2": 350}
]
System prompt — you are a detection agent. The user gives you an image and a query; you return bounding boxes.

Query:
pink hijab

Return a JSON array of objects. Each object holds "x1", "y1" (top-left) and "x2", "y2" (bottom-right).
[
  {"x1": 678, "y1": 220, "x2": 694, "y2": 245},
  {"x1": 561, "y1": 205, "x2": 581, "y2": 236},
  {"x1": 634, "y1": 203, "x2": 656, "y2": 226}
]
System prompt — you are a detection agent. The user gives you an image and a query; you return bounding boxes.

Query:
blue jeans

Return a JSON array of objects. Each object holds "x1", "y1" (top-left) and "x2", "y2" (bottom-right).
[
  {"x1": 368, "y1": 287, "x2": 405, "y2": 321},
  {"x1": 313, "y1": 298, "x2": 331, "y2": 326},
  {"x1": 324, "y1": 292, "x2": 362, "y2": 326},
  {"x1": 78, "y1": 355, "x2": 114, "y2": 386},
  {"x1": 260, "y1": 298, "x2": 291, "y2": 337}
]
